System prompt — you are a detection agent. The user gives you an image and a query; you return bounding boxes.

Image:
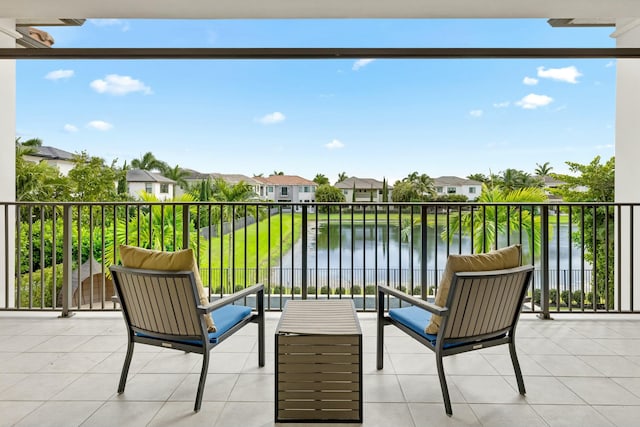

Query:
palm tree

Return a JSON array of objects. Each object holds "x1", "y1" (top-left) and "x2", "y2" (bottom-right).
[
  {"x1": 102, "y1": 192, "x2": 208, "y2": 274},
  {"x1": 337, "y1": 172, "x2": 348, "y2": 183},
  {"x1": 415, "y1": 174, "x2": 436, "y2": 200},
  {"x1": 131, "y1": 151, "x2": 167, "y2": 172},
  {"x1": 314, "y1": 173, "x2": 329, "y2": 185},
  {"x1": 402, "y1": 172, "x2": 435, "y2": 200},
  {"x1": 535, "y1": 162, "x2": 553, "y2": 176},
  {"x1": 211, "y1": 178, "x2": 259, "y2": 268},
  {"x1": 467, "y1": 173, "x2": 489, "y2": 183},
  {"x1": 442, "y1": 185, "x2": 547, "y2": 254},
  {"x1": 16, "y1": 137, "x2": 43, "y2": 147},
  {"x1": 163, "y1": 164, "x2": 190, "y2": 191},
  {"x1": 273, "y1": 171, "x2": 284, "y2": 176}
]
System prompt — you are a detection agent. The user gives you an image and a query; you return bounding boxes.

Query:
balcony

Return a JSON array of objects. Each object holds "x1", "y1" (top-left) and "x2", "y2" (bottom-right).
[
  {"x1": 1, "y1": 311, "x2": 640, "y2": 426},
  {"x1": 1, "y1": 201, "x2": 640, "y2": 425}
]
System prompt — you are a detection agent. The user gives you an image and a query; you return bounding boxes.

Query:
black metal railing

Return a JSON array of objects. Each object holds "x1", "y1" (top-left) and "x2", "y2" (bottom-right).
[{"x1": 1, "y1": 201, "x2": 637, "y2": 314}]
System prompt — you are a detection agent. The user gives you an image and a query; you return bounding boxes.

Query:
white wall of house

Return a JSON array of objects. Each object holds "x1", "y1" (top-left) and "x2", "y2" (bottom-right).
[
  {"x1": 128, "y1": 182, "x2": 174, "y2": 201},
  {"x1": 296, "y1": 185, "x2": 316, "y2": 203},
  {"x1": 23, "y1": 155, "x2": 75, "y2": 176},
  {"x1": 435, "y1": 184, "x2": 480, "y2": 200},
  {"x1": 0, "y1": 19, "x2": 18, "y2": 307},
  {"x1": 342, "y1": 188, "x2": 384, "y2": 202},
  {"x1": 614, "y1": 18, "x2": 640, "y2": 311}
]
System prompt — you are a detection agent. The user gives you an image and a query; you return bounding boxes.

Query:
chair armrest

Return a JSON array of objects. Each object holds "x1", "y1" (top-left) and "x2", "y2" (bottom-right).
[
  {"x1": 197, "y1": 283, "x2": 264, "y2": 314},
  {"x1": 378, "y1": 285, "x2": 448, "y2": 317}
]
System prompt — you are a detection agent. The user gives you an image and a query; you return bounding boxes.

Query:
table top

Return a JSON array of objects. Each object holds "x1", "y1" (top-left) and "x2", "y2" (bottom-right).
[{"x1": 276, "y1": 299, "x2": 362, "y2": 336}]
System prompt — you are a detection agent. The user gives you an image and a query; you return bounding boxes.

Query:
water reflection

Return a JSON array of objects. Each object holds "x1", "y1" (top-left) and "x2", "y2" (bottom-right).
[{"x1": 309, "y1": 222, "x2": 588, "y2": 270}]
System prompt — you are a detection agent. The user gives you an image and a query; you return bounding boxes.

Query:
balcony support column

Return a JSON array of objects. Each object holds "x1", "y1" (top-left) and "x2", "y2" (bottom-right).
[
  {"x1": 614, "y1": 19, "x2": 640, "y2": 311},
  {"x1": 0, "y1": 19, "x2": 18, "y2": 309}
]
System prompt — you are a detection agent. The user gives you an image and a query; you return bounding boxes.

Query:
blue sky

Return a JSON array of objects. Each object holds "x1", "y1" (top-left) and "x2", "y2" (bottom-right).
[{"x1": 16, "y1": 19, "x2": 616, "y2": 184}]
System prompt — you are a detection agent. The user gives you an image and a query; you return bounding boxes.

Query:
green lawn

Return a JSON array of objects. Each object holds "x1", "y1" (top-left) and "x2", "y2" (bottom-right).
[{"x1": 201, "y1": 213, "x2": 302, "y2": 270}]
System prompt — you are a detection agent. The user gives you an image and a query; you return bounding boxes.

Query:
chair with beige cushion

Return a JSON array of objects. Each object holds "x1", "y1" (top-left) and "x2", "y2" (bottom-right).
[
  {"x1": 376, "y1": 245, "x2": 533, "y2": 416},
  {"x1": 110, "y1": 246, "x2": 264, "y2": 412}
]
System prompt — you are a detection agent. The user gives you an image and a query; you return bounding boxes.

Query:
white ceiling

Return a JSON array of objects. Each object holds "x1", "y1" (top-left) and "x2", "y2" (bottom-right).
[{"x1": 2, "y1": 0, "x2": 640, "y2": 20}]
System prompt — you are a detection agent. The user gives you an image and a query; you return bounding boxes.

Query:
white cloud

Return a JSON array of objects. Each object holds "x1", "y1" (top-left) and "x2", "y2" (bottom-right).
[
  {"x1": 86, "y1": 120, "x2": 113, "y2": 131},
  {"x1": 469, "y1": 110, "x2": 483, "y2": 117},
  {"x1": 493, "y1": 101, "x2": 510, "y2": 108},
  {"x1": 89, "y1": 19, "x2": 130, "y2": 31},
  {"x1": 257, "y1": 112, "x2": 286, "y2": 125},
  {"x1": 516, "y1": 93, "x2": 553, "y2": 109},
  {"x1": 325, "y1": 139, "x2": 345, "y2": 150},
  {"x1": 45, "y1": 69, "x2": 74, "y2": 80},
  {"x1": 90, "y1": 74, "x2": 152, "y2": 96},
  {"x1": 537, "y1": 66, "x2": 582, "y2": 83},
  {"x1": 63, "y1": 124, "x2": 78, "y2": 133},
  {"x1": 352, "y1": 59, "x2": 375, "y2": 71},
  {"x1": 523, "y1": 76, "x2": 538, "y2": 86},
  {"x1": 595, "y1": 144, "x2": 614, "y2": 149},
  {"x1": 606, "y1": 61, "x2": 615, "y2": 68}
]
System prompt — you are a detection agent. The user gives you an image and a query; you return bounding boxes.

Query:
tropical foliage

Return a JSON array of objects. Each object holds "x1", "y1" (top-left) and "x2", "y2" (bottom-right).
[
  {"x1": 131, "y1": 151, "x2": 168, "y2": 172},
  {"x1": 551, "y1": 156, "x2": 615, "y2": 308},
  {"x1": 442, "y1": 185, "x2": 547, "y2": 254},
  {"x1": 102, "y1": 192, "x2": 207, "y2": 273}
]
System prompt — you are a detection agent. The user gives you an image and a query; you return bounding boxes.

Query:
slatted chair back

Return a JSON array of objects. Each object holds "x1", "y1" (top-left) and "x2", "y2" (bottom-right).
[
  {"x1": 112, "y1": 267, "x2": 204, "y2": 340},
  {"x1": 441, "y1": 266, "x2": 533, "y2": 342}
]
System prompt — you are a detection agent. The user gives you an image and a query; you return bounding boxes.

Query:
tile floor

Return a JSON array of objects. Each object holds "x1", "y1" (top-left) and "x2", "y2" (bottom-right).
[{"x1": 1, "y1": 311, "x2": 640, "y2": 426}]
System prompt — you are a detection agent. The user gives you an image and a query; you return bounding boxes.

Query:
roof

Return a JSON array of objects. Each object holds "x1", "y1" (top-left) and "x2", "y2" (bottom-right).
[
  {"x1": 126, "y1": 169, "x2": 175, "y2": 184},
  {"x1": 540, "y1": 175, "x2": 566, "y2": 186},
  {"x1": 256, "y1": 175, "x2": 316, "y2": 186},
  {"x1": 28, "y1": 145, "x2": 75, "y2": 161},
  {"x1": 183, "y1": 169, "x2": 262, "y2": 185},
  {"x1": 334, "y1": 177, "x2": 386, "y2": 190},
  {"x1": 433, "y1": 176, "x2": 482, "y2": 186}
]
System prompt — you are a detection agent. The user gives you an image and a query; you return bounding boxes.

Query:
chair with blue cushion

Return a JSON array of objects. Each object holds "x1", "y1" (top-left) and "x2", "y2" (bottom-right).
[
  {"x1": 377, "y1": 265, "x2": 533, "y2": 416},
  {"x1": 110, "y1": 265, "x2": 264, "y2": 412}
]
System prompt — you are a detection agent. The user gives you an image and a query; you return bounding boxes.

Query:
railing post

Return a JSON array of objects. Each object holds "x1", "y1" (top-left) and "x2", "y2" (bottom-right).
[
  {"x1": 60, "y1": 204, "x2": 74, "y2": 318},
  {"x1": 301, "y1": 204, "x2": 308, "y2": 299},
  {"x1": 182, "y1": 203, "x2": 190, "y2": 249},
  {"x1": 538, "y1": 204, "x2": 552, "y2": 320},
  {"x1": 421, "y1": 205, "x2": 428, "y2": 300}
]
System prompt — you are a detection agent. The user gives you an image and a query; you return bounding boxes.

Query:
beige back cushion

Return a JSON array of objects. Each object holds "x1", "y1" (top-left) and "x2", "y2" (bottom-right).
[
  {"x1": 425, "y1": 244, "x2": 521, "y2": 334},
  {"x1": 119, "y1": 245, "x2": 216, "y2": 332}
]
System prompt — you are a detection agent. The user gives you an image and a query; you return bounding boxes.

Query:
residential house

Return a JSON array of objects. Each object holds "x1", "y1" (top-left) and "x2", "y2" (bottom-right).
[
  {"x1": 255, "y1": 175, "x2": 317, "y2": 210},
  {"x1": 126, "y1": 169, "x2": 175, "y2": 201},
  {"x1": 433, "y1": 176, "x2": 482, "y2": 201},
  {"x1": 334, "y1": 177, "x2": 391, "y2": 203},
  {"x1": 178, "y1": 169, "x2": 263, "y2": 198},
  {"x1": 23, "y1": 145, "x2": 76, "y2": 176}
]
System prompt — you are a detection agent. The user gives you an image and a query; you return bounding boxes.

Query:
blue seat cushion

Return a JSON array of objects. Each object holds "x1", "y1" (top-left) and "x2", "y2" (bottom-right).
[
  {"x1": 389, "y1": 306, "x2": 505, "y2": 350},
  {"x1": 389, "y1": 306, "x2": 468, "y2": 349},
  {"x1": 389, "y1": 306, "x2": 442, "y2": 346},
  {"x1": 208, "y1": 304, "x2": 252, "y2": 343},
  {"x1": 136, "y1": 304, "x2": 252, "y2": 345}
]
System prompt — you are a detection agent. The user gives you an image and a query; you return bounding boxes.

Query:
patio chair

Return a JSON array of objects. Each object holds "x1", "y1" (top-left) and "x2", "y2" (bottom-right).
[
  {"x1": 377, "y1": 265, "x2": 533, "y2": 416},
  {"x1": 110, "y1": 265, "x2": 265, "y2": 412}
]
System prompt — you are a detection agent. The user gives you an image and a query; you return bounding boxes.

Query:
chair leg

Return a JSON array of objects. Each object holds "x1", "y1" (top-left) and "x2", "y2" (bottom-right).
[
  {"x1": 509, "y1": 340, "x2": 526, "y2": 395},
  {"x1": 376, "y1": 290, "x2": 384, "y2": 370},
  {"x1": 436, "y1": 353, "x2": 453, "y2": 416},
  {"x1": 194, "y1": 351, "x2": 210, "y2": 412},
  {"x1": 257, "y1": 289, "x2": 265, "y2": 367},
  {"x1": 258, "y1": 311, "x2": 265, "y2": 367},
  {"x1": 118, "y1": 339, "x2": 134, "y2": 394}
]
